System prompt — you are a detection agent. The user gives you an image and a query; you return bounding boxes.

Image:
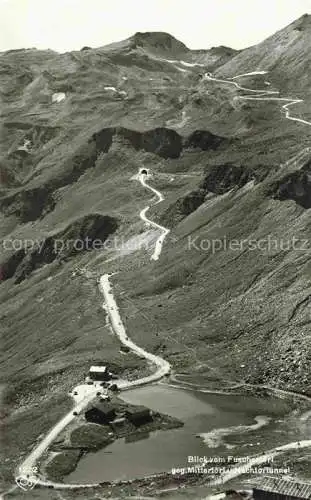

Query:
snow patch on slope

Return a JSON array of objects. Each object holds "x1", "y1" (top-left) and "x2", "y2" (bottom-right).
[{"x1": 52, "y1": 92, "x2": 66, "y2": 103}]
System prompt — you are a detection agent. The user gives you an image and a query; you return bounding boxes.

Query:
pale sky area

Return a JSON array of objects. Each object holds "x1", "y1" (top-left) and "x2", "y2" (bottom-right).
[{"x1": 0, "y1": 0, "x2": 311, "y2": 53}]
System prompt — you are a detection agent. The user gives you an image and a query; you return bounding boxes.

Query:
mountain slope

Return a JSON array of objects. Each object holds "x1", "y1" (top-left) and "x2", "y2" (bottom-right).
[
  {"x1": 1, "y1": 16, "x2": 311, "y2": 488},
  {"x1": 216, "y1": 14, "x2": 311, "y2": 93}
]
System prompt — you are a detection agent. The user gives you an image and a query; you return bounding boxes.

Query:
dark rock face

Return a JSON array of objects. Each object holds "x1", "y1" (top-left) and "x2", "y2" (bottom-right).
[
  {"x1": 1, "y1": 126, "x2": 228, "y2": 223},
  {"x1": 140, "y1": 128, "x2": 182, "y2": 158},
  {"x1": 184, "y1": 130, "x2": 228, "y2": 151},
  {"x1": 1, "y1": 249, "x2": 26, "y2": 281},
  {"x1": 92, "y1": 128, "x2": 114, "y2": 153},
  {"x1": 160, "y1": 160, "x2": 268, "y2": 226},
  {"x1": 14, "y1": 238, "x2": 56, "y2": 284},
  {"x1": 56, "y1": 213, "x2": 118, "y2": 259},
  {"x1": 200, "y1": 163, "x2": 254, "y2": 194},
  {"x1": 0, "y1": 187, "x2": 56, "y2": 222},
  {"x1": 92, "y1": 127, "x2": 183, "y2": 159},
  {"x1": 161, "y1": 189, "x2": 206, "y2": 226},
  {"x1": 1, "y1": 214, "x2": 118, "y2": 284},
  {"x1": 269, "y1": 160, "x2": 311, "y2": 209},
  {"x1": 93, "y1": 127, "x2": 226, "y2": 159},
  {"x1": 1, "y1": 142, "x2": 98, "y2": 222}
]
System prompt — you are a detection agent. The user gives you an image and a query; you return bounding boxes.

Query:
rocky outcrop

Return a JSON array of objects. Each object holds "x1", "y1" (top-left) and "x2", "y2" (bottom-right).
[
  {"x1": 160, "y1": 162, "x2": 274, "y2": 225},
  {"x1": 13, "y1": 239, "x2": 56, "y2": 284},
  {"x1": 160, "y1": 189, "x2": 206, "y2": 227},
  {"x1": 200, "y1": 163, "x2": 255, "y2": 194},
  {"x1": 131, "y1": 32, "x2": 189, "y2": 54},
  {"x1": 93, "y1": 126, "x2": 183, "y2": 159},
  {"x1": 0, "y1": 188, "x2": 46, "y2": 221},
  {"x1": 1, "y1": 214, "x2": 118, "y2": 284},
  {"x1": 55, "y1": 213, "x2": 118, "y2": 259},
  {"x1": 268, "y1": 160, "x2": 311, "y2": 208},
  {"x1": 140, "y1": 128, "x2": 183, "y2": 158},
  {"x1": 1, "y1": 249, "x2": 26, "y2": 281},
  {"x1": 93, "y1": 127, "x2": 228, "y2": 159},
  {"x1": 184, "y1": 130, "x2": 228, "y2": 151},
  {"x1": 1, "y1": 127, "x2": 228, "y2": 222},
  {"x1": 94, "y1": 127, "x2": 227, "y2": 159},
  {"x1": 5, "y1": 123, "x2": 59, "y2": 153},
  {"x1": 160, "y1": 161, "x2": 268, "y2": 226},
  {"x1": 0, "y1": 186, "x2": 56, "y2": 222},
  {"x1": 0, "y1": 140, "x2": 98, "y2": 222},
  {"x1": 2, "y1": 123, "x2": 61, "y2": 191}
]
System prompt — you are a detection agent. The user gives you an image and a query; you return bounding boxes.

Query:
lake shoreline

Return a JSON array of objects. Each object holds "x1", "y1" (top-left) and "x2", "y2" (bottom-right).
[{"x1": 42, "y1": 379, "x2": 310, "y2": 491}]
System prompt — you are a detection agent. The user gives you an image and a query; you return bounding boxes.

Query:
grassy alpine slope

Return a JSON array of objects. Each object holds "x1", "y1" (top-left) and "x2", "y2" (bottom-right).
[{"x1": 1, "y1": 14, "x2": 311, "y2": 490}]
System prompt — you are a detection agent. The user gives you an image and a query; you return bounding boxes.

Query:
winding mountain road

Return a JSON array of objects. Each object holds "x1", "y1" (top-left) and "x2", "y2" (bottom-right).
[
  {"x1": 204, "y1": 72, "x2": 280, "y2": 95},
  {"x1": 98, "y1": 169, "x2": 172, "y2": 388},
  {"x1": 15, "y1": 384, "x2": 104, "y2": 490},
  {"x1": 204, "y1": 72, "x2": 311, "y2": 126},
  {"x1": 9, "y1": 70, "x2": 311, "y2": 498},
  {"x1": 11, "y1": 168, "x2": 171, "y2": 494},
  {"x1": 232, "y1": 71, "x2": 268, "y2": 79},
  {"x1": 137, "y1": 169, "x2": 171, "y2": 260},
  {"x1": 98, "y1": 273, "x2": 170, "y2": 389}
]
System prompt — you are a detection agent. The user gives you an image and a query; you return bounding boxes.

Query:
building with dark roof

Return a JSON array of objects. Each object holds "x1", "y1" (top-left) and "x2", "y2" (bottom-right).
[
  {"x1": 89, "y1": 365, "x2": 112, "y2": 381},
  {"x1": 125, "y1": 405, "x2": 152, "y2": 427},
  {"x1": 85, "y1": 403, "x2": 116, "y2": 425}
]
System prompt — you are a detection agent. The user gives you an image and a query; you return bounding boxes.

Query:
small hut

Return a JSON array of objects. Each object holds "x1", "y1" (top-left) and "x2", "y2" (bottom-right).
[
  {"x1": 125, "y1": 406, "x2": 152, "y2": 427},
  {"x1": 89, "y1": 365, "x2": 112, "y2": 381}
]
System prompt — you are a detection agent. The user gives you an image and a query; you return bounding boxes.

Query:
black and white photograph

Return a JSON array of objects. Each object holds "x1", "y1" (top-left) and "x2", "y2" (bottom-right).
[{"x1": 0, "y1": 0, "x2": 311, "y2": 498}]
